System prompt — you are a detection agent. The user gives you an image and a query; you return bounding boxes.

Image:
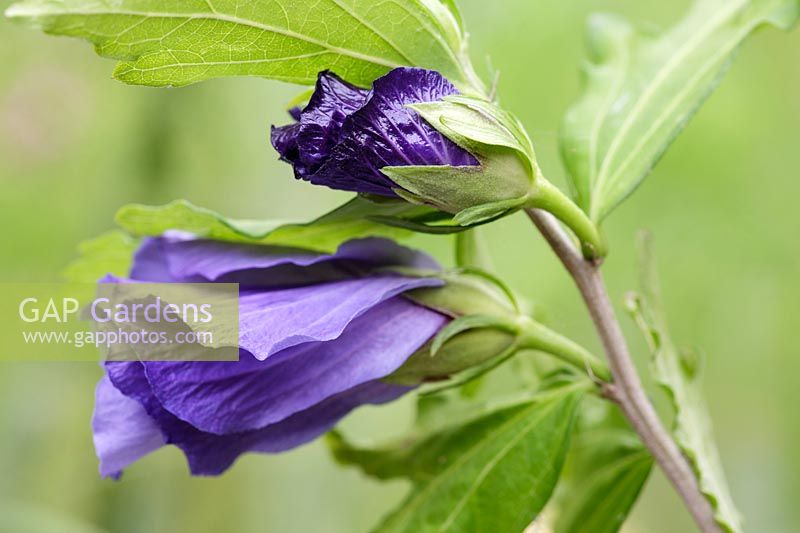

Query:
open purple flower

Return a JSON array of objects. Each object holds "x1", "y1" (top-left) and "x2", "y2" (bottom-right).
[
  {"x1": 270, "y1": 67, "x2": 479, "y2": 197},
  {"x1": 92, "y1": 234, "x2": 449, "y2": 477}
]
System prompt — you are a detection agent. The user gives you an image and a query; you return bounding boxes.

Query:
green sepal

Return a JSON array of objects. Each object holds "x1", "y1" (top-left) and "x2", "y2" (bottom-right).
[
  {"x1": 375, "y1": 95, "x2": 535, "y2": 220},
  {"x1": 399, "y1": 95, "x2": 605, "y2": 256},
  {"x1": 388, "y1": 327, "x2": 518, "y2": 385},
  {"x1": 453, "y1": 195, "x2": 529, "y2": 225},
  {"x1": 430, "y1": 314, "x2": 520, "y2": 356},
  {"x1": 381, "y1": 156, "x2": 530, "y2": 215},
  {"x1": 453, "y1": 267, "x2": 520, "y2": 312},
  {"x1": 404, "y1": 273, "x2": 518, "y2": 319},
  {"x1": 409, "y1": 97, "x2": 535, "y2": 164},
  {"x1": 365, "y1": 215, "x2": 466, "y2": 235},
  {"x1": 418, "y1": 340, "x2": 521, "y2": 397}
]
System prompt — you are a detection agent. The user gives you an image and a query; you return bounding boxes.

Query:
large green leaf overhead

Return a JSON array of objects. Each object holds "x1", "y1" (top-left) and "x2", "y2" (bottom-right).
[
  {"x1": 561, "y1": 0, "x2": 799, "y2": 222},
  {"x1": 5, "y1": 0, "x2": 484, "y2": 91}
]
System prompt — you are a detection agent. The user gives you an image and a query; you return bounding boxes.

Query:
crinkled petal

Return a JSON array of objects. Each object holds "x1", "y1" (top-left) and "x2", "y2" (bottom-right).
[
  {"x1": 101, "y1": 362, "x2": 410, "y2": 476},
  {"x1": 92, "y1": 376, "x2": 166, "y2": 478},
  {"x1": 142, "y1": 296, "x2": 446, "y2": 434},
  {"x1": 270, "y1": 123, "x2": 302, "y2": 169},
  {"x1": 296, "y1": 71, "x2": 369, "y2": 172},
  {"x1": 308, "y1": 68, "x2": 479, "y2": 196},
  {"x1": 270, "y1": 72, "x2": 368, "y2": 179},
  {"x1": 288, "y1": 106, "x2": 302, "y2": 122}
]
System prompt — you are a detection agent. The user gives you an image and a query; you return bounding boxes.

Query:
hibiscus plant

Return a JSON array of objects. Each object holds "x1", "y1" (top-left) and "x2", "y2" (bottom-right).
[{"x1": 6, "y1": 0, "x2": 798, "y2": 531}]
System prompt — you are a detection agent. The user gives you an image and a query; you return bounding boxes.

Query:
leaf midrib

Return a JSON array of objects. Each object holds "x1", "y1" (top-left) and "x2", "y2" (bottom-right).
[
  {"x1": 587, "y1": 42, "x2": 630, "y2": 203},
  {"x1": 436, "y1": 400, "x2": 565, "y2": 531},
  {"x1": 590, "y1": 0, "x2": 744, "y2": 218},
  {"x1": 597, "y1": 24, "x2": 754, "y2": 215},
  {"x1": 387, "y1": 392, "x2": 573, "y2": 532}
]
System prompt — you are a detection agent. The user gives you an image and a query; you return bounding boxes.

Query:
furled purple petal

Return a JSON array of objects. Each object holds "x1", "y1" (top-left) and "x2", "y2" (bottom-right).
[
  {"x1": 270, "y1": 123, "x2": 302, "y2": 168},
  {"x1": 92, "y1": 376, "x2": 166, "y2": 478},
  {"x1": 296, "y1": 71, "x2": 369, "y2": 173},
  {"x1": 288, "y1": 106, "x2": 302, "y2": 122},
  {"x1": 306, "y1": 68, "x2": 479, "y2": 196},
  {"x1": 130, "y1": 235, "x2": 440, "y2": 285},
  {"x1": 141, "y1": 296, "x2": 446, "y2": 434},
  {"x1": 99, "y1": 361, "x2": 410, "y2": 476},
  {"x1": 270, "y1": 72, "x2": 369, "y2": 179}
]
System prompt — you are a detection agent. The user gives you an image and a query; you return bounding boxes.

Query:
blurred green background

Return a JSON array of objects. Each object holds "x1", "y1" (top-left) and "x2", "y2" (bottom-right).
[{"x1": 0, "y1": 0, "x2": 798, "y2": 531}]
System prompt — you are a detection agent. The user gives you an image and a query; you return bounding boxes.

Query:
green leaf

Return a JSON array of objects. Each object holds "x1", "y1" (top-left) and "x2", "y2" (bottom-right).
[
  {"x1": 333, "y1": 384, "x2": 586, "y2": 532},
  {"x1": 561, "y1": 0, "x2": 799, "y2": 221},
  {"x1": 625, "y1": 232, "x2": 742, "y2": 533},
  {"x1": 62, "y1": 231, "x2": 138, "y2": 282},
  {"x1": 5, "y1": 0, "x2": 484, "y2": 91},
  {"x1": 379, "y1": 386, "x2": 585, "y2": 532},
  {"x1": 553, "y1": 400, "x2": 653, "y2": 533},
  {"x1": 115, "y1": 196, "x2": 429, "y2": 253},
  {"x1": 557, "y1": 450, "x2": 652, "y2": 533}
]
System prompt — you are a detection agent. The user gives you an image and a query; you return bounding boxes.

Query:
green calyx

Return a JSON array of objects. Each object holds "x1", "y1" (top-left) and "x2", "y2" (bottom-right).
[
  {"x1": 388, "y1": 271, "x2": 611, "y2": 385},
  {"x1": 384, "y1": 95, "x2": 606, "y2": 258}
]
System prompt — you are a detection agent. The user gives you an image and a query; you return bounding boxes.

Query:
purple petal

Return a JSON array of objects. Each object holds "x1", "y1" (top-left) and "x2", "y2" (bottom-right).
[
  {"x1": 142, "y1": 296, "x2": 446, "y2": 434},
  {"x1": 99, "y1": 362, "x2": 410, "y2": 476},
  {"x1": 270, "y1": 123, "x2": 302, "y2": 168},
  {"x1": 237, "y1": 275, "x2": 443, "y2": 359},
  {"x1": 130, "y1": 236, "x2": 440, "y2": 285},
  {"x1": 270, "y1": 72, "x2": 369, "y2": 179},
  {"x1": 288, "y1": 106, "x2": 302, "y2": 122},
  {"x1": 92, "y1": 376, "x2": 166, "y2": 478},
  {"x1": 296, "y1": 71, "x2": 369, "y2": 173},
  {"x1": 129, "y1": 237, "x2": 175, "y2": 282},
  {"x1": 178, "y1": 380, "x2": 411, "y2": 476},
  {"x1": 307, "y1": 68, "x2": 479, "y2": 196}
]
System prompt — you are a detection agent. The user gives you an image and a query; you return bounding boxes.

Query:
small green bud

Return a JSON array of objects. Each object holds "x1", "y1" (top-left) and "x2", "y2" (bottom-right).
[
  {"x1": 385, "y1": 95, "x2": 607, "y2": 257},
  {"x1": 382, "y1": 96, "x2": 535, "y2": 224},
  {"x1": 387, "y1": 271, "x2": 610, "y2": 385}
]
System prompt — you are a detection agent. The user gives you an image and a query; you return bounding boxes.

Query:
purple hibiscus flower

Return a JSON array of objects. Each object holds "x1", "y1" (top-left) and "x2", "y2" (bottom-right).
[
  {"x1": 92, "y1": 234, "x2": 449, "y2": 477},
  {"x1": 270, "y1": 67, "x2": 479, "y2": 197}
]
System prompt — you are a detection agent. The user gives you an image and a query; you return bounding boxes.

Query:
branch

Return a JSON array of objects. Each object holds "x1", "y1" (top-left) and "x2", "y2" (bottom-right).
[{"x1": 525, "y1": 208, "x2": 721, "y2": 533}]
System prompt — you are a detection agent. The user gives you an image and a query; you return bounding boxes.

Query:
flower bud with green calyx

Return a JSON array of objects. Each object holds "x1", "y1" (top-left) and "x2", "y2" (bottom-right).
[
  {"x1": 386, "y1": 271, "x2": 611, "y2": 385},
  {"x1": 381, "y1": 95, "x2": 607, "y2": 258}
]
